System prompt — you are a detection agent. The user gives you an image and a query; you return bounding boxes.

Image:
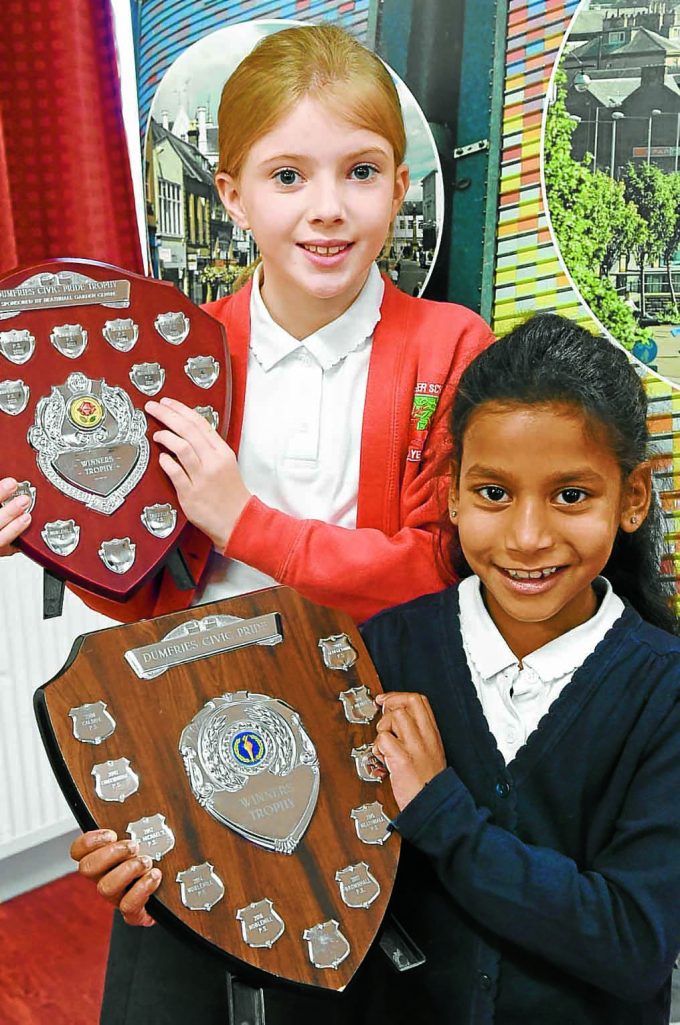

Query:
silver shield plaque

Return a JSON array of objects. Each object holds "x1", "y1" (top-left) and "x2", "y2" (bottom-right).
[
  {"x1": 351, "y1": 802, "x2": 392, "y2": 845},
  {"x1": 338, "y1": 686, "x2": 377, "y2": 724},
  {"x1": 351, "y1": 744, "x2": 383, "y2": 783},
  {"x1": 129, "y1": 362, "x2": 165, "y2": 397},
  {"x1": 41, "y1": 518, "x2": 80, "y2": 556},
  {"x1": 0, "y1": 379, "x2": 29, "y2": 415},
  {"x1": 236, "y1": 898, "x2": 285, "y2": 948},
  {"x1": 194, "y1": 405, "x2": 219, "y2": 429},
  {"x1": 0, "y1": 328, "x2": 35, "y2": 364},
  {"x1": 50, "y1": 324, "x2": 88, "y2": 358},
  {"x1": 155, "y1": 311, "x2": 190, "y2": 345},
  {"x1": 92, "y1": 757, "x2": 140, "y2": 803},
  {"x1": 335, "y1": 862, "x2": 381, "y2": 909},
  {"x1": 177, "y1": 862, "x2": 225, "y2": 912},
  {"x1": 1, "y1": 480, "x2": 36, "y2": 513},
  {"x1": 179, "y1": 691, "x2": 319, "y2": 854},
  {"x1": 127, "y1": 813, "x2": 175, "y2": 861},
  {"x1": 302, "y1": 921, "x2": 350, "y2": 970},
  {"x1": 141, "y1": 503, "x2": 177, "y2": 539},
  {"x1": 318, "y1": 635, "x2": 358, "y2": 672},
  {"x1": 185, "y1": 355, "x2": 219, "y2": 389},
  {"x1": 99, "y1": 537, "x2": 136, "y2": 574},
  {"x1": 103, "y1": 318, "x2": 139, "y2": 352},
  {"x1": 69, "y1": 700, "x2": 116, "y2": 744},
  {"x1": 28, "y1": 372, "x2": 149, "y2": 515}
]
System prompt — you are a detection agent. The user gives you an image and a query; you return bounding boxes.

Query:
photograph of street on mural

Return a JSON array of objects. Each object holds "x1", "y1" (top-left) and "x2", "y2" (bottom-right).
[{"x1": 544, "y1": 0, "x2": 680, "y2": 384}]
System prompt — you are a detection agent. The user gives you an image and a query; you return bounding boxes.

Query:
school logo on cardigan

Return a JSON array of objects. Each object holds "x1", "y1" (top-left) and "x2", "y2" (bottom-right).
[{"x1": 408, "y1": 383, "x2": 442, "y2": 462}]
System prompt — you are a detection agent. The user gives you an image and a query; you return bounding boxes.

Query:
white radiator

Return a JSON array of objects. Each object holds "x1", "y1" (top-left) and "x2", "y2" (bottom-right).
[{"x1": 0, "y1": 554, "x2": 115, "y2": 862}]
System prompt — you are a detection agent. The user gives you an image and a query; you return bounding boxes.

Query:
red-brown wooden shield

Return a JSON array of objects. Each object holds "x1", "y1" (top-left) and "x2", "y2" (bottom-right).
[
  {"x1": 34, "y1": 587, "x2": 400, "y2": 991},
  {"x1": 0, "y1": 258, "x2": 229, "y2": 600}
]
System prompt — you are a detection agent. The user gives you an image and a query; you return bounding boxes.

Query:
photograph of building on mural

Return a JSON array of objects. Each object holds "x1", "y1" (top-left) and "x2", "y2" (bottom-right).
[
  {"x1": 144, "y1": 20, "x2": 444, "y2": 305},
  {"x1": 544, "y1": 0, "x2": 680, "y2": 383}
]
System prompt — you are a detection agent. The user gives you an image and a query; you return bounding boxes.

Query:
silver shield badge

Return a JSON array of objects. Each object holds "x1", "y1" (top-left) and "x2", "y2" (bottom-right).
[
  {"x1": 318, "y1": 635, "x2": 358, "y2": 672},
  {"x1": 0, "y1": 379, "x2": 29, "y2": 415},
  {"x1": 141, "y1": 503, "x2": 177, "y2": 539},
  {"x1": 127, "y1": 813, "x2": 175, "y2": 861},
  {"x1": 351, "y1": 802, "x2": 392, "y2": 845},
  {"x1": 0, "y1": 328, "x2": 35, "y2": 364},
  {"x1": 129, "y1": 362, "x2": 165, "y2": 396},
  {"x1": 176, "y1": 863, "x2": 225, "y2": 912},
  {"x1": 92, "y1": 757, "x2": 140, "y2": 803},
  {"x1": 351, "y1": 744, "x2": 383, "y2": 783},
  {"x1": 184, "y1": 355, "x2": 219, "y2": 389},
  {"x1": 338, "y1": 685, "x2": 377, "y2": 724},
  {"x1": 68, "y1": 701, "x2": 116, "y2": 744},
  {"x1": 335, "y1": 862, "x2": 381, "y2": 909},
  {"x1": 302, "y1": 921, "x2": 350, "y2": 970},
  {"x1": 194, "y1": 405, "x2": 219, "y2": 429},
  {"x1": 50, "y1": 324, "x2": 88, "y2": 358},
  {"x1": 155, "y1": 311, "x2": 190, "y2": 345},
  {"x1": 103, "y1": 318, "x2": 139, "y2": 352},
  {"x1": 41, "y1": 518, "x2": 80, "y2": 556},
  {"x1": 99, "y1": 537, "x2": 136, "y2": 574},
  {"x1": 1, "y1": 479, "x2": 36, "y2": 513},
  {"x1": 180, "y1": 691, "x2": 319, "y2": 854},
  {"x1": 236, "y1": 898, "x2": 285, "y2": 948}
]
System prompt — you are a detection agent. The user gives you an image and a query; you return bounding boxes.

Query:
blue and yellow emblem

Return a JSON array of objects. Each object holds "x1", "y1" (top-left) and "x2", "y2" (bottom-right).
[{"x1": 232, "y1": 730, "x2": 266, "y2": 766}]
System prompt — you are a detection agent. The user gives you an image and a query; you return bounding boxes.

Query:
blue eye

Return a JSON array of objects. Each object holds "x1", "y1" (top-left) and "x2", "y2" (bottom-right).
[
  {"x1": 350, "y1": 163, "x2": 378, "y2": 181},
  {"x1": 478, "y1": 485, "x2": 509, "y2": 503},
  {"x1": 556, "y1": 488, "x2": 587, "y2": 505},
  {"x1": 273, "y1": 168, "x2": 302, "y2": 186}
]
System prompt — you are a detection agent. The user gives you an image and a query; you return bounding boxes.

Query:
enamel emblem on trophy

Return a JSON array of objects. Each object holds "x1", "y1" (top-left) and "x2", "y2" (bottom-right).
[{"x1": 0, "y1": 258, "x2": 230, "y2": 600}]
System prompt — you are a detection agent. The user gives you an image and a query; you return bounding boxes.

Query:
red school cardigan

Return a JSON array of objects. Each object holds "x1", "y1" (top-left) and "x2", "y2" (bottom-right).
[{"x1": 75, "y1": 277, "x2": 493, "y2": 624}]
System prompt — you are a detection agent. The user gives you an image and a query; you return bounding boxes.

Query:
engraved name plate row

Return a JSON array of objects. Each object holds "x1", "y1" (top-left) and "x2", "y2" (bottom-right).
[
  {"x1": 35, "y1": 587, "x2": 400, "y2": 991},
  {"x1": 0, "y1": 259, "x2": 230, "y2": 600}
]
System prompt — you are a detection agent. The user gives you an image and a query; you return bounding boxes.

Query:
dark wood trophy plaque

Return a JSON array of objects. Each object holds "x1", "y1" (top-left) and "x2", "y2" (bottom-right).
[
  {"x1": 0, "y1": 258, "x2": 230, "y2": 600},
  {"x1": 34, "y1": 586, "x2": 400, "y2": 991}
]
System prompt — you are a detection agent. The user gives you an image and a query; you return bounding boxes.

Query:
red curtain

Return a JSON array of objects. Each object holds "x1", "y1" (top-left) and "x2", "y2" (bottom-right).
[{"x1": 0, "y1": 0, "x2": 143, "y2": 275}]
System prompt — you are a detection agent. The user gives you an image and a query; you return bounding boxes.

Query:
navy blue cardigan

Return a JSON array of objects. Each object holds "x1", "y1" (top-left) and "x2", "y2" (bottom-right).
[{"x1": 353, "y1": 584, "x2": 680, "y2": 1024}]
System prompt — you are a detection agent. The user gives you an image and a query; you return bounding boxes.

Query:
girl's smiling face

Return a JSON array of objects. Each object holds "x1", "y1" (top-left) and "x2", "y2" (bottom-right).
[
  {"x1": 216, "y1": 95, "x2": 408, "y2": 338},
  {"x1": 451, "y1": 401, "x2": 651, "y2": 659}
]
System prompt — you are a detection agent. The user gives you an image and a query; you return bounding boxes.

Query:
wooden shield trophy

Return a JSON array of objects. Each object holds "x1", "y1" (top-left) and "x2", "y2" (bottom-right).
[
  {"x1": 0, "y1": 257, "x2": 229, "y2": 600},
  {"x1": 34, "y1": 586, "x2": 400, "y2": 991}
]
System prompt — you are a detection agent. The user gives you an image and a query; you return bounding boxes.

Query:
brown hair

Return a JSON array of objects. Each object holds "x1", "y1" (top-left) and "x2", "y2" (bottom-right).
[{"x1": 216, "y1": 24, "x2": 406, "y2": 180}]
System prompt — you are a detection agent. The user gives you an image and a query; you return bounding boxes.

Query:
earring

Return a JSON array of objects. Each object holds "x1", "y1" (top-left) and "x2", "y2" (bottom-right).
[
  {"x1": 630, "y1": 515, "x2": 638, "y2": 525},
  {"x1": 451, "y1": 509, "x2": 458, "y2": 519}
]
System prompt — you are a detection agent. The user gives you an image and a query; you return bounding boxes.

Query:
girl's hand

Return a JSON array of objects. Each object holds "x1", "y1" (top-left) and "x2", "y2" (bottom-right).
[
  {"x1": 373, "y1": 692, "x2": 447, "y2": 812},
  {"x1": 145, "y1": 398, "x2": 251, "y2": 552},
  {"x1": 70, "y1": 829, "x2": 161, "y2": 928},
  {"x1": 0, "y1": 477, "x2": 31, "y2": 556}
]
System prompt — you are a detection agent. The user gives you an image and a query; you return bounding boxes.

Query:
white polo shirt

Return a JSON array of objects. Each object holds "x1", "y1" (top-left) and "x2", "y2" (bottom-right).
[
  {"x1": 194, "y1": 263, "x2": 385, "y2": 605},
  {"x1": 458, "y1": 575, "x2": 625, "y2": 764}
]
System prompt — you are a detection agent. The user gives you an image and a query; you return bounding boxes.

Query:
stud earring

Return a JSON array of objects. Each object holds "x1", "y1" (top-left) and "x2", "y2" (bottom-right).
[
  {"x1": 451, "y1": 509, "x2": 458, "y2": 519},
  {"x1": 630, "y1": 515, "x2": 638, "y2": 525}
]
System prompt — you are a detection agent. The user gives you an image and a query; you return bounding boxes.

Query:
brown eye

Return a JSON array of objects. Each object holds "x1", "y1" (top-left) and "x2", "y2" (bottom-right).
[
  {"x1": 556, "y1": 488, "x2": 587, "y2": 505},
  {"x1": 479, "y1": 485, "x2": 508, "y2": 503}
]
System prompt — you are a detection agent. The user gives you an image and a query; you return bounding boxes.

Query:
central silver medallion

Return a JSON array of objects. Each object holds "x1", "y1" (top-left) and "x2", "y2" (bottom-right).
[{"x1": 179, "y1": 690, "x2": 319, "y2": 855}]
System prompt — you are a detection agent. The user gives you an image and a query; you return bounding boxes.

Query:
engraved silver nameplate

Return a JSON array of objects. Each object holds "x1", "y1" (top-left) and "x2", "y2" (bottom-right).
[
  {"x1": 41, "y1": 518, "x2": 80, "y2": 556},
  {"x1": 50, "y1": 324, "x2": 88, "y2": 359},
  {"x1": 335, "y1": 863, "x2": 381, "y2": 909},
  {"x1": 1, "y1": 479, "x2": 36, "y2": 512},
  {"x1": 141, "y1": 503, "x2": 177, "y2": 539},
  {"x1": 125, "y1": 612, "x2": 283, "y2": 680},
  {"x1": 0, "y1": 270, "x2": 130, "y2": 321},
  {"x1": 351, "y1": 744, "x2": 383, "y2": 783},
  {"x1": 194, "y1": 405, "x2": 219, "y2": 429},
  {"x1": 0, "y1": 328, "x2": 35, "y2": 364},
  {"x1": 303, "y1": 921, "x2": 350, "y2": 970},
  {"x1": 351, "y1": 802, "x2": 392, "y2": 845},
  {"x1": 185, "y1": 355, "x2": 219, "y2": 389},
  {"x1": 318, "y1": 634, "x2": 358, "y2": 672},
  {"x1": 179, "y1": 690, "x2": 319, "y2": 854},
  {"x1": 0, "y1": 379, "x2": 29, "y2": 415},
  {"x1": 155, "y1": 311, "x2": 190, "y2": 345},
  {"x1": 129, "y1": 362, "x2": 165, "y2": 396},
  {"x1": 92, "y1": 757, "x2": 139, "y2": 802},
  {"x1": 237, "y1": 898, "x2": 285, "y2": 948},
  {"x1": 177, "y1": 862, "x2": 225, "y2": 912},
  {"x1": 99, "y1": 537, "x2": 136, "y2": 574},
  {"x1": 127, "y1": 813, "x2": 175, "y2": 861},
  {"x1": 69, "y1": 700, "x2": 116, "y2": 744},
  {"x1": 339, "y1": 686, "x2": 377, "y2": 724},
  {"x1": 103, "y1": 318, "x2": 139, "y2": 352},
  {"x1": 28, "y1": 372, "x2": 149, "y2": 515}
]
